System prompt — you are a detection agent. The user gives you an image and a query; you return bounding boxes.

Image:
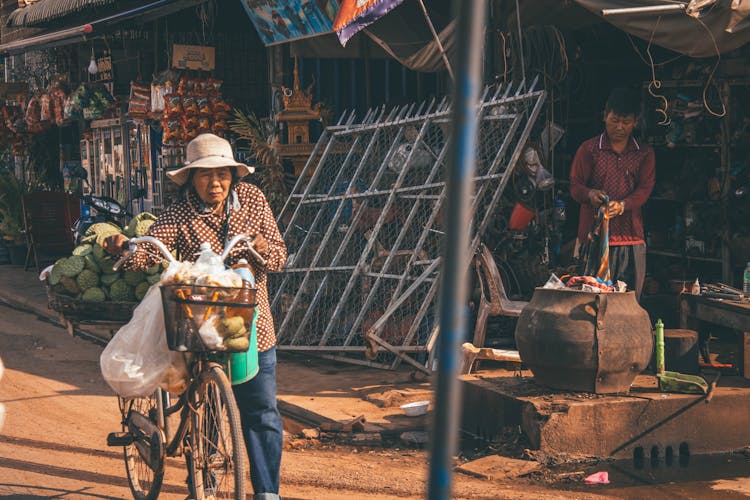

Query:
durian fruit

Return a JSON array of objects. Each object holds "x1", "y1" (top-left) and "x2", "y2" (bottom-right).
[
  {"x1": 57, "y1": 256, "x2": 85, "y2": 278},
  {"x1": 48, "y1": 264, "x2": 63, "y2": 286},
  {"x1": 134, "y1": 218, "x2": 155, "y2": 237},
  {"x1": 49, "y1": 213, "x2": 163, "y2": 305},
  {"x1": 72, "y1": 244, "x2": 93, "y2": 256},
  {"x1": 84, "y1": 254, "x2": 100, "y2": 273},
  {"x1": 123, "y1": 212, "x2": 157, "y2": 238},
  {"x1": 101, "y1": 272, "x2": 121, "y2": 286},
  {"x1": 82, "y1": 287, "x2": 106, "y2": 302},
  {"x1": 124, "y1": 270, "x2": 145, "y2": 286},
  {"x1": 99, "y1": 256, "x2": 119, "y2": 275},
  {"x1": 84, "y1": 222, "x2": 121, "y2": 237},
  {"x1": 76, "y1": 269, "x2": 100, "y2": 291},
  {"x1": 109, "y1": 279, "x2": 134, "y2": 302}
]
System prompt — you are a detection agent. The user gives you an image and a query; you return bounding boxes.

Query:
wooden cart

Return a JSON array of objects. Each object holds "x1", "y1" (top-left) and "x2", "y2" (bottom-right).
[{"x1": 46, "y1": 282, "x2": 136, "y2": 339}]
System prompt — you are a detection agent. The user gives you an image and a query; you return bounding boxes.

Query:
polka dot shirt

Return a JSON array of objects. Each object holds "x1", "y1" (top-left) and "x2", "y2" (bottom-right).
[{"x1": 125, "y1": 182, "x2": 287, "y2": 352}]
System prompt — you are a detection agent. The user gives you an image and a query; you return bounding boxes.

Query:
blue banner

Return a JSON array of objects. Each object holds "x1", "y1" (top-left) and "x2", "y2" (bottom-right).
[{"x1": 240, "y1": 0, "x2": 340, "y2": 46}]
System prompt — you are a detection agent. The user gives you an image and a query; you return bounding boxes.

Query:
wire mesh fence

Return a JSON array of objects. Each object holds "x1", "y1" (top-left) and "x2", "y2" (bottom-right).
[{"x1": 269, "y1": 80, "x2": 546, "y2": 371}]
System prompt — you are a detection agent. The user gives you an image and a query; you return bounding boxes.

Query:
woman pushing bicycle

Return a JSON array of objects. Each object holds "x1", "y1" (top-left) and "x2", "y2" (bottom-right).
[{"x1": 105, "y1": 133, "x2": 287, "y2": 500}]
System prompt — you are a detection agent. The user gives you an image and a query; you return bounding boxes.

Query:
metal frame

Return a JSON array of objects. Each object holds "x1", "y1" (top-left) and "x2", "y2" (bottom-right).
[{"x1": 269, "y1": 81, "x2": 546, "y2": 370}]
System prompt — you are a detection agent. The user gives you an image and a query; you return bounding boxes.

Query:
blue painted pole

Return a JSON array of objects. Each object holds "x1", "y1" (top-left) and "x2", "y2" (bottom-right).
[{"x1": 427, "y1": 1, "x2": 487, "y2": 499}]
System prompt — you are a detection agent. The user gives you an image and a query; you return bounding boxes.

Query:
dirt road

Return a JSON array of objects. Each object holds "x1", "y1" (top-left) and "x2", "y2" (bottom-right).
[{"x1": 0, "y1": 303, "x2": 608, "y2": 499}]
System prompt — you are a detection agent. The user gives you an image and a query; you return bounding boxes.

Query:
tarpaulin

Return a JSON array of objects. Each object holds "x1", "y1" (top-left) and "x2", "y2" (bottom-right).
[
  {"x1": 333, "y1": 0, "x2": 406, "y2": 46},
  {"x1": 365, "y1": 18, "x2": 455, "y2": 72},
  {"x1": 574, "y1": 0, "x2": 750, "y2": 56}
]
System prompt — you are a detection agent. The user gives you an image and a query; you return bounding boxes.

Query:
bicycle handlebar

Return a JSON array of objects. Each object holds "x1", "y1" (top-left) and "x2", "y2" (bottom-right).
[
  {"x1": 222, "y1": 234, "x2": 267, "y2": 267},
  {"x1": 113, "y1": 236, "x2": 175, "y2": 271},
  {"x1": 112, "y1": 234, "x2": 267, "y2": 271}
]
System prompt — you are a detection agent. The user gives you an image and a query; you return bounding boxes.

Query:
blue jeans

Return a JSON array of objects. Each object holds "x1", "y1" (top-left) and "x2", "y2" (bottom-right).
[{"x1": 233, "y1": 347, "x2": 283, "y2": 497}]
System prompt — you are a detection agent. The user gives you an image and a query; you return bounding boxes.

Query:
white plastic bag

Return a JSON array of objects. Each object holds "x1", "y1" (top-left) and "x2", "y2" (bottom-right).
[
  {"x1": 542, "y1": 273, "x2": 566, "y2": 290},
  {"x1": 100, "y1": 286, "x2": 188, "y2": 398}
]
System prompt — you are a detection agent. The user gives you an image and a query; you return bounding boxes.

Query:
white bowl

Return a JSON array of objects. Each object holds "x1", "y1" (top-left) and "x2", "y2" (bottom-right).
[{"x1": 400, "y1": 400, "x2": 430, "y2": 417}]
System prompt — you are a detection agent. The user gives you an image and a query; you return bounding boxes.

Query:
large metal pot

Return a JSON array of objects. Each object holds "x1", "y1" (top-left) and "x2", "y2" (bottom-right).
[{"x1": 515, "y1": 288, "x2": 653, "y2": 394}]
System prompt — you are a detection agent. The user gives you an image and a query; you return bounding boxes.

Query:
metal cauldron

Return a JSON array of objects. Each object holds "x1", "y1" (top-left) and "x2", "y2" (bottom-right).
[{"x1": 515, "y1": 288, "x2": 653, "y2": 394}]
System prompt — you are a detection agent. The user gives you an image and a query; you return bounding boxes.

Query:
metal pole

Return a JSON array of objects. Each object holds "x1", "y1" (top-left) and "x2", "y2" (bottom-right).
[
  {"x1": 416, "y1": 0, "x2": 455, "y2": 82},
  {"x1": 602, "y1": 4, "x2": 686, "y2": 16},
  {"x1": 428, "y1": 1, "x2": 486, "y2": 499}
]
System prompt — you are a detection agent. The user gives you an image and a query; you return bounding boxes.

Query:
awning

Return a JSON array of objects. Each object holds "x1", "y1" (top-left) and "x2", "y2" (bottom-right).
[
  {"x1": 362, "y1": 0, "x2": 454, "y2": 73},
  {"x1": 574, "y1": 0, "x2": 750, "y2": 57},
  {"x1": 0, "y1": 0, "x2": 207, "y2": 55},
  {"x1": 289, "y1": 0, "x2": 454, "y2": 73},
  {"x1": 7, "y1": 0, "x2": 116, "y2": 28}
]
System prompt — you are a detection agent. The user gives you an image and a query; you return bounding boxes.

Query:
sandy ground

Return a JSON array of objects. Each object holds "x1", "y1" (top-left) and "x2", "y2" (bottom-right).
[{"x1": 0, "y1": 303, "x2": 606, "y2": 499}]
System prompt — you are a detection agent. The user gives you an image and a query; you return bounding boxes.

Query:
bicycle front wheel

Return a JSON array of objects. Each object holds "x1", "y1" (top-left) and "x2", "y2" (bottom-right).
[
  {"x1": 120, "y1": 394, "x2": 164, "y2": 500},
  {"x1": 189, "y1": 365, "x2": 247, "y2": 499}
]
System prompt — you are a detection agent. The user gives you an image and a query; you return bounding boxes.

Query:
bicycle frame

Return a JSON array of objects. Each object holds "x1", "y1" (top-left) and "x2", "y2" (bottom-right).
[{"x1": 111, "y1": 234, "x2": 261, "y2": 498}]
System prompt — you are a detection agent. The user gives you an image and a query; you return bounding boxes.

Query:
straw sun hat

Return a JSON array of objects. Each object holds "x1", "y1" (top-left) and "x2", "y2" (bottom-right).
[{"x1": 166, "y1": 133, "x2": 254, "y2": 186}]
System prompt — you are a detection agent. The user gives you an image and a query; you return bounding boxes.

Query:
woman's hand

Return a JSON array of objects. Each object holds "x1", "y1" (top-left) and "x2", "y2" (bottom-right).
[
  {"x1": 103, "y1": 233, "x2": 129, "y2": 256},
  {"x1": 253, "y1": 233, "x2": 269, "y2": 256}
]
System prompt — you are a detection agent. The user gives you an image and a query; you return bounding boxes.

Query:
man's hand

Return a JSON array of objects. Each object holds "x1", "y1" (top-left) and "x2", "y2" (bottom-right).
[
  {"x1": 253, "y1": 233, "x2": 269, "y2": 256},
  {"x1": 588, "y1": 189, "x2": 607, "y2": 206},
  {"x1": 607, "y1": 200, "x2": 625, "y2": 218},
  {"x1": 103, "y1": 234, "x2": 129, "y2": 256}
]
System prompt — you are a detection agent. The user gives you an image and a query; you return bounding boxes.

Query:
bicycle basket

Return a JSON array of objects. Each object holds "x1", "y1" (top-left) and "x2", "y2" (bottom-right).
[{"x1": 160, "y1": 283, "x2": 257, "y2": 352}]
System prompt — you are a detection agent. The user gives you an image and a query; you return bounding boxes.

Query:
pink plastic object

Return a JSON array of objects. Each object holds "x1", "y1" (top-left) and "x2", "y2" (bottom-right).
[{"x1": 584, "y1": 471, "x2": 610, "y2": 484}]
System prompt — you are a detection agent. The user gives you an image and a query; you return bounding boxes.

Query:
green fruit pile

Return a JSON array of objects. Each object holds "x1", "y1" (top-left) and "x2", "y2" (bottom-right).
[{"x1": 48, "y1": 212, "x2": 162, "y2": 303}]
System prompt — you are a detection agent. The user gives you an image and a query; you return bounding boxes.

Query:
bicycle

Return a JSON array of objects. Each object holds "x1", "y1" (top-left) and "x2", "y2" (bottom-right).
[{"x1": 105, "y1": 234, "x2": 266, "y2": 500}]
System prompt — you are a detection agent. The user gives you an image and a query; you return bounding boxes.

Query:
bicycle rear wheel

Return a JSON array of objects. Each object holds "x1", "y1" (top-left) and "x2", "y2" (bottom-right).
[
  {"x1": 120, "y1": 394, "x2": 164, "y2": 500},
  {"x1": 189, "y1": 365, "x2": 247, "y2": 499}
]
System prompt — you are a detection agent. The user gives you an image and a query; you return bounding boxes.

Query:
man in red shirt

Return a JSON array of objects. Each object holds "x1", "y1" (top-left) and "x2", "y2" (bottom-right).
[{"x1": 570, "y1": 88, "x2": 655, "y2": 299}]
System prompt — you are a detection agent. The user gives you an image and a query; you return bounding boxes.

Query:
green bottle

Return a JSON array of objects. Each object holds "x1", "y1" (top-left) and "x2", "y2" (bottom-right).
[{"x1": 655, "y1": 319, "x2": 665, "y2": 375}]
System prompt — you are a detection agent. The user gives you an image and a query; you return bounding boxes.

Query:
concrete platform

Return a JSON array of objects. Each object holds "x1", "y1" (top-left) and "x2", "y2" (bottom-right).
[
  {"x1": 277, "y1": 352, "x2": 432, "y2": 436},
  {"x1": 460, "y1": 369, "x2": 750, "y2": 460}
]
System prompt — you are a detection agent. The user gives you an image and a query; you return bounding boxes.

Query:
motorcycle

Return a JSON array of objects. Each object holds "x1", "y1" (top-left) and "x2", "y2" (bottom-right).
[{"x1": 67, "y1": 166, "x2": 145, "y2": 245}]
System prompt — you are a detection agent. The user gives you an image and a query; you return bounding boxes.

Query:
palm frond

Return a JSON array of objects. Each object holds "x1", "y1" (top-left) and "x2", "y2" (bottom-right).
[{"x1": 228, "y1": 109, "x2": 287, "y2": 213}]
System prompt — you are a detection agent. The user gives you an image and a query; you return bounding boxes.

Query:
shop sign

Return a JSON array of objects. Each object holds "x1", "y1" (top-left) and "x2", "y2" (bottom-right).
[
  {"x1": 95, "y1": 56, "x2": 113, "y2": 82},
  {"x1": 91, "y1": 117, "x2": 120, "y2": 129},
  {"x1": 172, "y1": 44, "x2": 215, "y2": 71}
]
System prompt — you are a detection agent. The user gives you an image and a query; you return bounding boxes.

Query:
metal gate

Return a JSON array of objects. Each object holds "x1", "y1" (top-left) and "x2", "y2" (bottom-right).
[{"x1": 270, "y1": 79, "x2": 545, "y2": 371}]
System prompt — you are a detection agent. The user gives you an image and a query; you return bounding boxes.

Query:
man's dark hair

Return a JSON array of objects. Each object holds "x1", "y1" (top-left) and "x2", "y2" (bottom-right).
[{"x1": 605, "y1": 88, "x2": 640, "y2": 117}]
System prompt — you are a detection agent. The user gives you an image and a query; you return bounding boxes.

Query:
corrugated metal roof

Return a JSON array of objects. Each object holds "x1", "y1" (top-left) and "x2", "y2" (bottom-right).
[{"x1": 7, "y1": 0, "x2": 116, "y2": 27}]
